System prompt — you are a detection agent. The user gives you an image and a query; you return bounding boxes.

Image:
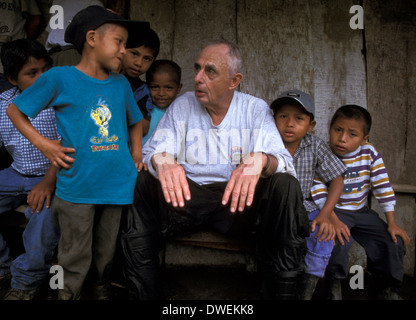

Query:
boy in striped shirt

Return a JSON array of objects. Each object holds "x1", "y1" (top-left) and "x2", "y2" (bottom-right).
[{"x1": 311, "y1": 104, "x2": 410, "y2": 299}]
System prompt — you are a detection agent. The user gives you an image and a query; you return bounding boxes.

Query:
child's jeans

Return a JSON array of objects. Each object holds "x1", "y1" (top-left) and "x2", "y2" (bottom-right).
[
  {"x1": 0, "y1": 167, "x2": 59, "y2": 290},
  {"x1": 326, "y1": 207, "x2": 405, "y2": 290},
  {"x1": 304, "y1": 209, "x2": 334, "y2": 278}
]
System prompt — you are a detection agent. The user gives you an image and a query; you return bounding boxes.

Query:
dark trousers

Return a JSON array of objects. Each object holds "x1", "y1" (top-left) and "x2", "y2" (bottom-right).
[
  {"x1": 120, "y1": 171, "x2": 308, "y2": 300},
  {"x1": 326, "y1": 207, "x2": 406, "y2": 291}
]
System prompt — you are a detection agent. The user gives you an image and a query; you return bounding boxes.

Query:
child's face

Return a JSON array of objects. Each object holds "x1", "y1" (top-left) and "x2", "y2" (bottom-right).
[
  {"x1": 274, "y1": 103, "x2": 315, "y2": 148},
  {"x1": 94, "y1": 24, "x2": 128, "y2": 72},
  {"x1": 329, "y1": 116, "x2": 369, "y2": 155},
  {"x1": 148, "y1": 72, "x2": 182, "y2": 109},
  {"x1": 121, "y1": 45, "x2": 155, "y2": 78},
  {"x1": 8, "y1": 57, "x2": 50, "y2": 91}
]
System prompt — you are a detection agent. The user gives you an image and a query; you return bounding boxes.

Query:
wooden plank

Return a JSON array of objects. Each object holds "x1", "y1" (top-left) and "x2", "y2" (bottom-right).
[
  {"x1": 237, "y1": 0, "x2": 314, "y2": 104},
  {"x1": 310, "y1": 0, "x2": 367, "y2": 140},
  {"x1": 364, "y1": 1, "x2": 416, "y2": 184}
]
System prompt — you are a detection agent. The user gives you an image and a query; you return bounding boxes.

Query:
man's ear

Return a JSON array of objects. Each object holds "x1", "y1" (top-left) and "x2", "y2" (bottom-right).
[
  {"x1": 229, "y1": 73, "x2": 243, "y2": 90},
  {"x1": 85, "y1": 30, "x2": 97, "y2": 48}
]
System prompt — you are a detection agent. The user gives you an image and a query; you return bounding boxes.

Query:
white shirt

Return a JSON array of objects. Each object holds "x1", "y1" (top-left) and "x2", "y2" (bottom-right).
[{"x1": 143, "y1": 91, "x2": 295, "y2": 185}]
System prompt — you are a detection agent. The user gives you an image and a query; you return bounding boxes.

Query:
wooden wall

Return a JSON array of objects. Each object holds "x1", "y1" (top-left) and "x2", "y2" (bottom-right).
[
  {"x1": 126, "y1": 0, "x2": 415, "y2": 186},
  {"x1": 36, "y1": 0, "x2": 415, "y2": 185}
]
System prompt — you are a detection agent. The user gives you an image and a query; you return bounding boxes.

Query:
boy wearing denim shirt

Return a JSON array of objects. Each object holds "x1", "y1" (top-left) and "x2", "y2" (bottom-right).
[
  {"x1": 271, "y1": 90, "x2": 346, "y2": 299},
  {"x1": 7, "y1": 6, "x2": 149, "y2": 299},
  {"x1": 0, "y1": 39, "x2": 59, "y2": 300}
]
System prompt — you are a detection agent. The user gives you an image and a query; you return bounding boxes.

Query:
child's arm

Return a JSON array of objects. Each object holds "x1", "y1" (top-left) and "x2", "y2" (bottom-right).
[
  {"x1": 27, "y1": 164, "x2": 57, "y2": 214},
  {"x1": 385, "y1": 211, "x2": 410, "y2": 246},
  {"x1": 311, "y1": 175, "x2": 344, "y2": 242},
  {"x1": 6, "y1": 103, "x2": 75, "y2": 168},
  {"x1": 129, "y1": 118, "x2": 147, "y2": 171}
]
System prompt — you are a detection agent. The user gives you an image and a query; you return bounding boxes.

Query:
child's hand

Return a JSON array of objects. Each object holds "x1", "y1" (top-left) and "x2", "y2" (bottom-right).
[
  {"x1": 387, "y1": 222, "x2": 411, "y2": 247},
  {"x1": 311, "y1": 215, "x2": 335, "y2": 243},
  {"x1": 329, "y1": 212, "x2": 351, "y2": 245},
  {"x1": 27, "y1": 179, "x2": 54, "y2": 214},
  {"x1": 132, "y1": 153, "x2": 147, "y2": 172},
  {"x1": 41, "y1": 139, "x2": 75, "y2": 169}
]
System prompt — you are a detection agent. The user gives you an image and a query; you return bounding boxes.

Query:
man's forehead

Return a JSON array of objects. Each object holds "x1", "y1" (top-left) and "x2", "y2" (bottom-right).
[{"x1": 196, "y1": 45, "x2": 229, "y2": 67}]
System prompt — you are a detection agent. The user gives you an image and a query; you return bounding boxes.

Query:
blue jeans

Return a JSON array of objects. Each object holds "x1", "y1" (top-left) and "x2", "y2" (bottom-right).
[
  {"x1": 0, "y1": 167, "x2": 60, "y2": 290},
  {"x1": 304, "y1": 210, "x2": 334, "y2": 278}
]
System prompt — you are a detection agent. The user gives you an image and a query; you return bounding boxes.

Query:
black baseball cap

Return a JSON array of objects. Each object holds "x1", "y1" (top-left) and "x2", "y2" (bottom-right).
[{"x1": 65, "y1": 5, "x2": 150, "y2": 53}]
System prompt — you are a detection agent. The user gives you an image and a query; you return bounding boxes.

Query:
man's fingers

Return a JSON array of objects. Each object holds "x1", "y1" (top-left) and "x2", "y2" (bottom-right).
[{"x1": 222, "y1": 176, "x2": 235, "y2": 206}]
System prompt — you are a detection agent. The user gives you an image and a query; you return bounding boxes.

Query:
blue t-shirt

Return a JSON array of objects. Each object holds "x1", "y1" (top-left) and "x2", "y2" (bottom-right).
[
  {"x1": 13, "y1": 66, "x2": 143, "y2": 205},
  {"x1": 142, "y1": 105, "x2": 167, "y2": 145}
]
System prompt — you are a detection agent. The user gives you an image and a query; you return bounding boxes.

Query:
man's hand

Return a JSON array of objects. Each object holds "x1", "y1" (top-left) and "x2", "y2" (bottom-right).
[
  {"x1": 152, "y1": 153, "x2": 190, "y2": 207},
  {"x1": 222, "y1": 152, "x2": 264, "y2": 213}
]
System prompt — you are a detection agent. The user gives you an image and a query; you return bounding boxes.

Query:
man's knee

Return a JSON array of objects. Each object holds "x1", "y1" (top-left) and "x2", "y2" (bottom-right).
[{"x1": 270, "y1": 172, "x2": 301, "y2": 192}]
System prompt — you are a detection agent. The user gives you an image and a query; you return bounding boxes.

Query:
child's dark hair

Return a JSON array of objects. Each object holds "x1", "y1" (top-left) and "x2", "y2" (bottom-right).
[
  {"x1": 330, "y1": 104, "x2": 372, "y2": 136},
  {"x1": 126, "y1": 28, "x2": 160, "y2": 59},
  {"x1": 146, "y1": 60, "x2": 182, "y2": 86},
  {"x1": 1, "y1": 39, "x2": 52, "y2": 81}
]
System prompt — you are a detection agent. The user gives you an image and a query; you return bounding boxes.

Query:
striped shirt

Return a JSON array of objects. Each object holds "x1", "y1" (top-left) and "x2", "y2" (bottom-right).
[
  {"x1": 311, "y1": 142, "x2": 395, "y2": 213},
  {"x1": 0, "y1": 87, "x2": 59, "y2": 176},
  {"x1": 293, "y1": 133, "x2": 346, "y2": 212}
]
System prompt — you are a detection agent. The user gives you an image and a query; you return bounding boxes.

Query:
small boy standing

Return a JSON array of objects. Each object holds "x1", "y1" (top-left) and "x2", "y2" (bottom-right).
[
  {"x1": 271, "y1": 90, "x2": 346, "y2": 299},
  {"x1": 311, "y1": 104, "x2": 410, "y2": 299},
  {"x1": 6, "y1": 6, "x2": 149, "y2": 300},
  {"x1": 120, "y1": 28, "x2": 160, "y2": 121},
  {"x1": 142, "y1": 59, "x2": 182, "y2": 145},
  {"x1": 0, "y1": 39, "x2": 59, "y2": 300}
]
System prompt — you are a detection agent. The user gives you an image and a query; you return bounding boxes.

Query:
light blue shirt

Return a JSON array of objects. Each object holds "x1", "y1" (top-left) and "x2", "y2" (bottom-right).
[{"x1": 142, "y1": 105, "x2": 167, "y2": 145}]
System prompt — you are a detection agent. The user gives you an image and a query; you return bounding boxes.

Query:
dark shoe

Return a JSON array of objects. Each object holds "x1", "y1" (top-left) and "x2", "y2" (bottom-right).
[
  {"x1": 261, "y1": 276, "x2": 298, "y2": 300},
  {"x1": 0, "y1": 273, "x2": 11, "y2": 289},
  {"x1": 377, "y1": 287, "x2": 403, "y2": 300},
  {"x1": 326, "y1": 278, "x2": 342, "y2": 300},
  {"x1": 92, "y1": 283, "x2": 111, "y2": 300},
  {"x1": 4, "y1": 288, "x2": 38, "y2": 300},
  {"x1": 297, "y1": 273, "x2": 320, "y2": 300},
  {"x1": 276, "y1": 277, "x2": 298, "y2": 300}
]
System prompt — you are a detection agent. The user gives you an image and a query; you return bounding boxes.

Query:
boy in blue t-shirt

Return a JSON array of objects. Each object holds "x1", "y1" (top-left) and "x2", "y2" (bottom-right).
[
  {"x1": 6, "y1": 6, "x2": 149, "y2": 300},
  {"x1": 142, "y1": 59, "x2": 182, "y2": 145}
]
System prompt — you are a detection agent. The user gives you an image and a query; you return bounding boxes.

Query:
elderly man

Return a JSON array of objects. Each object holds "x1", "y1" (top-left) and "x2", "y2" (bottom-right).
[{"x1": 120, "y1": 40, "x2": 308, "y2": 300}]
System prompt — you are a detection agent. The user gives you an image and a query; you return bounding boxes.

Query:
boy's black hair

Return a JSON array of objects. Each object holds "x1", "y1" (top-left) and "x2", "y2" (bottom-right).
[
  {"x1": 146, "y1": 60, "x2": 181, "y2": 86},
  {"x1": 126, "y1": 28, "x2": 160, "y2": 59},
  {"x1": 1, "y1": 39, "x2": 52, "y2": 81},
  {"x1": 330, "y1": 104, "x2": 372, "y2": 136}
]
